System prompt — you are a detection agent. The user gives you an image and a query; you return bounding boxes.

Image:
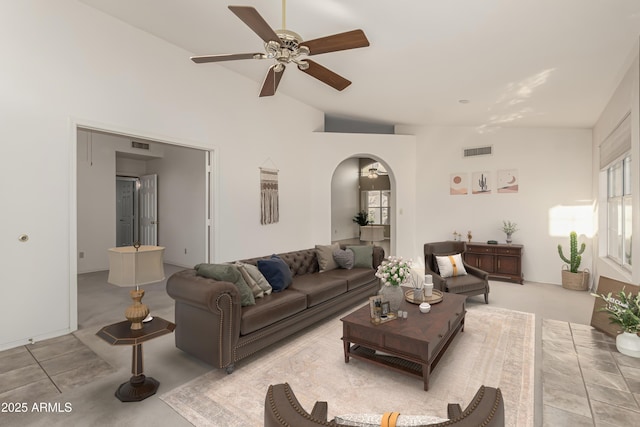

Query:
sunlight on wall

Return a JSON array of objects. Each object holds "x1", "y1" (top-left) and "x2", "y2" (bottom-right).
[
  {"x1": 549, "y1": 204, "x2": 595, "y2": 238},
  {"x1": 476, "y1": 68, "x2": 556, "y2": 133}
]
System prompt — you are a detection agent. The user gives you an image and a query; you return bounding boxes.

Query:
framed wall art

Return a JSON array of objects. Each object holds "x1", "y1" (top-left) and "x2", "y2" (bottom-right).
[
  {"x1": 498, "y1": 169, "x2": 519, "y2": 193},
  {"x1": 471, "y1": 171, "x2": 492, "y2": 194},
  {"x1": 449, "y1": 173, "x2": 468, "y2": 195}
]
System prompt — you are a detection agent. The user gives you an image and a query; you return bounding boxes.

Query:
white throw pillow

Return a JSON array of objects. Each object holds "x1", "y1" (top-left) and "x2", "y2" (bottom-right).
[
  {"x1": 237, "y1": 262, "x2": 272, "y2": 295},
  {"x1": 234, "y1": 262, "x2": 264, "y2": 298},
  {"x1": 435, "y1": 253, "x2": 467, "y2": 278},
  {"x1": 335, "y1": 413, "x2": 449, "y2": 427}
]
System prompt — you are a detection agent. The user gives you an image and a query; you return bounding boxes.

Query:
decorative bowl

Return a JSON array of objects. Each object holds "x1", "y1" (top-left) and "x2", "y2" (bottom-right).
[{"x1": 419, "y1": 302, "x2": 431, "y2": 313}]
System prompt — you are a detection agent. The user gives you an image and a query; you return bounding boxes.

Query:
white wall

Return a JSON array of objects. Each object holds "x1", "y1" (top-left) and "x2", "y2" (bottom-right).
[
  {"x1": 147, "y1": 144, "x2": 207, "y2": 268},
  {"x1": 592, "y1": 45, "x2": 640, "y2": 286},
  {"x1": 331, "y1": 158, "x2": 360, "y2": 240},
  {"x1": 396, "y1": 125, "x2": 593, "y2": 285},
  {"x1": 77, "y1": 130, "x2": 118, "y2": 273},
  {"x1": 0, "y1": 0, "x2": 323, "y2": 350}
]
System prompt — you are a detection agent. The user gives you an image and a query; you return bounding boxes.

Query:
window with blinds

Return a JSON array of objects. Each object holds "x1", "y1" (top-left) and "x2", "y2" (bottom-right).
[{"x1": 603, "y1": 113, "x2": 632, "y2": 270}]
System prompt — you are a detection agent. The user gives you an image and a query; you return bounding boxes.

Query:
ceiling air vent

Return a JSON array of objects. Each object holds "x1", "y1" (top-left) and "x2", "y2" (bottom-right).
[
  {"x1": 131, "y1": 141, "x2": 150, "y2": 150},
  {"x1": 463, "y1": 146, "x2": 492, "y2": 158}
]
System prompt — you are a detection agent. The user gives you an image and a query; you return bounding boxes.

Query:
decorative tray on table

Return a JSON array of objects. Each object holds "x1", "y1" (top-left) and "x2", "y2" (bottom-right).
[{"x1": 404, "y1": 289, "x2": 444, "y2": 305}]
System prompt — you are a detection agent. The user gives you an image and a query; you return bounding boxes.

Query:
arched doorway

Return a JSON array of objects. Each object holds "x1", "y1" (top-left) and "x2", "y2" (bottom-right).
[{"x1": 330, "y1": 156, "x2": 395, "y2": 256}]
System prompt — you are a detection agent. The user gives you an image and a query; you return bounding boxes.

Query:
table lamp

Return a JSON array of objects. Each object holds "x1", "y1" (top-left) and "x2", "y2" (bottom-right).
[
  {"x1": 107, "y1": 243, "x2": 165, "y2": 330},
  {"x1": 360, "y1": 225, "x2": 385, "y2": 246}
]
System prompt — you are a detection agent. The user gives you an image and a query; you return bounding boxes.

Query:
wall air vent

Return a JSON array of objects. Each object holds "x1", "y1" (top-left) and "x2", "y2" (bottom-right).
[
  {"x1": 463, "y1": 146, "x2": 492, "y2": 158},
  {"x1": 131, "y1": 141, "x2": 150, "y2": 150}
]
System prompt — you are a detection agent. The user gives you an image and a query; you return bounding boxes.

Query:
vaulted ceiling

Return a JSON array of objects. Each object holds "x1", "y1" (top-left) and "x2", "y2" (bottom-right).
[{"x1": 80, "y1": 0, "x2": 640, "y2": 128}]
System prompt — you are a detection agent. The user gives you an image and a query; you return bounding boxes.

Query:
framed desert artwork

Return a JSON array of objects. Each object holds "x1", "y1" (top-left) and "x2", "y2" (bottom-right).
[
  {"x1": 498, "y1": 169, "x2": 519, "y2": 193},
  {"x1": 471, "y1": 171, "x2": 491, "y2": 194},
  {"x1": 449, "y1": 173, "x2": 468, "y2": 195}
]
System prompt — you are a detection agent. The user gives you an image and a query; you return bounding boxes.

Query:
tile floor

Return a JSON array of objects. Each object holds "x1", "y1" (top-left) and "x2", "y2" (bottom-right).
[
  {"x1": 0, "y1": 334, "x2": 113, "y2": 403},
  {"x1": 542, "y1": 319, "x2": 640, "y2": 426}
]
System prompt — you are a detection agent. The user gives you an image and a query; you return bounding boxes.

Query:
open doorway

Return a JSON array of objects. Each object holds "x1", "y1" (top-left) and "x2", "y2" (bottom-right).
[
  {"x1": 115, "y1": 176, "x2": 139, "y2": 246},
  {"x1": 115, "y1": 174, "x2": 160, "y2": 246},
  {"x1": 331, "y1": 156, "x2": 393, "y2": 256},
  {"x1": 77, "y1": 128, "x2": 213, "y2": 273}
]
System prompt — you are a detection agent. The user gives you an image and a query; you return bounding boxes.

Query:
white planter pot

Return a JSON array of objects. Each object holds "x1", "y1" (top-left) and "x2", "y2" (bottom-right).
[{"x1": 616, "y1": 332, "x2": 640, "y2": 358}]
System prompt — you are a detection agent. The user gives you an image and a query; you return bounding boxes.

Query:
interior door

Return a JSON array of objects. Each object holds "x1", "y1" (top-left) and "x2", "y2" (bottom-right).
[
  {"x1": 139, "y1": 174, "x2": 158, "y2": 245},
  {"x1": 115, "y1": 178, "x2": 136, "y2": 246}
]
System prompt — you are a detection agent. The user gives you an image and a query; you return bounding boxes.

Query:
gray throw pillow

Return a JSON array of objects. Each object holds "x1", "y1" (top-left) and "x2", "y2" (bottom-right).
[
  {"x1": 346, "y1": 245, "x2": 374, "y2": 268},
  {"x1": 316, "y1": 243, "x2": 340, "y2": 272},
  {"x1": 194, "y1": 263, "x2": 255, "y2": 306},
  {"x1": 333, "y1": 249, "x2": 354, "y2": 269}
]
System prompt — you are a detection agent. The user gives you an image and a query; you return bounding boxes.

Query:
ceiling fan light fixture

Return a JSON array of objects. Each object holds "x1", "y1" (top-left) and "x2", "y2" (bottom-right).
[
  {"x1": 265, "y1": 40, "x2": 280, "y2": 58},
  {"x1": 368, "y1": 167, "x2": 378, "y2": 179},
  {"x1": 296, "y1": 60, "x2": 310, "y2": 71}
]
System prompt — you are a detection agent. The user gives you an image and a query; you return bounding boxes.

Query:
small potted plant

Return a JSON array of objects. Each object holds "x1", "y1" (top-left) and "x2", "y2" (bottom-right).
[
  {"x1": 557, "y1": 231, "x2": 589, "y2": 291},
  {"x1": 353, "y1": 210, "x2": 372, "y2": 240},
  {"x1": 593, "y1": 288, "x2": 640, "y2": 357},
  {"x1": 352, "y1": 210, "x2": 372, "y2": 226},
  {"x1": 501, "y1": 220, "x2": 518, "y2": 244}
]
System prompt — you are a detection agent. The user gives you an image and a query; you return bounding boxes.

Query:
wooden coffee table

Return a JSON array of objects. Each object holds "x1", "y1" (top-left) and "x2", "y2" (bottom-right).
[{"x1": 341, "y1": 292, "x2": 466, "y2": 391}]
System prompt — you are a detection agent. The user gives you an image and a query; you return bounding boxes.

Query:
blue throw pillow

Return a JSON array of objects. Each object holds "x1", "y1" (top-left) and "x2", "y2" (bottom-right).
[{"x1": 257, "y1": 255, "x2": 292, "y2": 292}]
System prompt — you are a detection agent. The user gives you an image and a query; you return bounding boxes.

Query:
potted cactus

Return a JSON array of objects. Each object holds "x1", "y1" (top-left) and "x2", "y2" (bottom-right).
[{"x1": 557, "y1": 231, "x2": 589, "y2": 291}]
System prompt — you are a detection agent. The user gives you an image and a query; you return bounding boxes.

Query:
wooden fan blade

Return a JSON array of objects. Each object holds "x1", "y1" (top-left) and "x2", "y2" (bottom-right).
[
  {"x1": 301, "y1": 29, "x2": 369, "y2": 56},
  {"x1": 298, "y1": 60, "x2": 351, "y2": 91},
  {"x1": 228, "y1": 6, "x2": 280, "y2": 43},
  {"x1": 260, "y1": 64, "x2": 286, "y2": 97},
  {"x1": 191, "y1": 53, "x2": 262, "y2": 63}
]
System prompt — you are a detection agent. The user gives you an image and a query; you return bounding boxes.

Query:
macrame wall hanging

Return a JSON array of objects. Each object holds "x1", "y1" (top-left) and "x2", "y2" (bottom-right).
[{"x1": 260, "y1": 161, "x2": 279, "y2": 225}]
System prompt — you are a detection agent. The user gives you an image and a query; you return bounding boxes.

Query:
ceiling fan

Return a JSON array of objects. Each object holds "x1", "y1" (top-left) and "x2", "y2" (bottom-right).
[{"x1": 190, "y1": 2, "x2": 370, "y2": 97}]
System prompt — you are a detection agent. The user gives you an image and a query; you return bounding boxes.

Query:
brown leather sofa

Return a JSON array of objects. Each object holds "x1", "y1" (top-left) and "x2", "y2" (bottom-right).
[
  {"x1": 264, "y1": 383, "x2": 504, "y2": 427},
  {"x1": 424, "y1": 241, "x2": 490, "y2": 303},
  {"x1": 167, "y1": 246, "x2": 384, "y2": 373}
]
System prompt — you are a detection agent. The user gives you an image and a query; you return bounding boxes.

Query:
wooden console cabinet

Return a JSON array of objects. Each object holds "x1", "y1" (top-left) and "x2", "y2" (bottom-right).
[{"x1": 464, "y1": 243, "x2": 523, "y2": 284}]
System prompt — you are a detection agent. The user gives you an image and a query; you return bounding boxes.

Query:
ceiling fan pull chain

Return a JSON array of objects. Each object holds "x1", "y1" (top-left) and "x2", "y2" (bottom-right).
[{"x1": 282, "y1": 0, "x2": 286, "y2": 29}]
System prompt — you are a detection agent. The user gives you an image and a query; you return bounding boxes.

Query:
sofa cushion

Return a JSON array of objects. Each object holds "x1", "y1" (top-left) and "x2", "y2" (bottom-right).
[
  {"x1": 257, "y1": 255, "x2": 293, "y2": 292},
  {"x1": 324, "y1": 268, "x2": 376, "y2": 291},
  {"x1": 333, "y1": 249, "x2": 354, "y2": 269},
  {"x1": 315, "y1": 243, "x2": 340, "y2": 272},
  {"x1": 240, "y1": 290, "x2": 307, "y2": 335},
  {"x1": 239, "y1": 262, "x2": 273, "y2": 295},
  {"x1": 444, "y1": 274, "x2": 487, "y2": 294},
  {"x1": 436, "y1": 254, "x2": 467, "y2": 278},
  {"x1": 346, "y1": 245, "x2": 374, "y2": 268},
  {"x1": 288, "y1": 273, "x2": 347, "y2": 307},
  {"x1": 194, "y1": 263, "x2": 255, "y2": 306}
]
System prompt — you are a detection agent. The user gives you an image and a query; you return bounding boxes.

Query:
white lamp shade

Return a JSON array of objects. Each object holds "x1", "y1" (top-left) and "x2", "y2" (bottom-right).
[
  {"x1": 108, "y1": 245, "x2": 165, "y2": 287},
  {"x1": 360, "y1": 225, "x2": 385, "y2": 242}
]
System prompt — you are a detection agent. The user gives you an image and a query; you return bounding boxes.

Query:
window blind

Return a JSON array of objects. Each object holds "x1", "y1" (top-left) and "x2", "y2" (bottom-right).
[{"x1": 600, "y1": 113, "x2": 631, "y2": 169}]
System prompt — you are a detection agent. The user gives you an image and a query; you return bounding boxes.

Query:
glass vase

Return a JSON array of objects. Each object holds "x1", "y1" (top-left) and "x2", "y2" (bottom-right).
[{"x1": 379, "y1": 284, "x2": 404, "y2": 312}]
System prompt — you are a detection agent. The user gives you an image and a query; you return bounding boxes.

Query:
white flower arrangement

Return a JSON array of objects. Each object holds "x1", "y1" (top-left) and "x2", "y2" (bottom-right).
[{"x1": 375, "y1": 256, "x2": 412, "y2": 287}]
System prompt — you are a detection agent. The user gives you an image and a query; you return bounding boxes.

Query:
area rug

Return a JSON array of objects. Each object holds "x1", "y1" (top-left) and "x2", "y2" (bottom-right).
[{"x1": 160, "y1": 305, "x2": 535, "y2": 426}]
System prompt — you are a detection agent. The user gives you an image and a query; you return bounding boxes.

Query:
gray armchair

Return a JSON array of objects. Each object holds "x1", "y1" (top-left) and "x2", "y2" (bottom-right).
[{"x1": 424, "y1": 241, "x2": 490, "y2": 303}]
